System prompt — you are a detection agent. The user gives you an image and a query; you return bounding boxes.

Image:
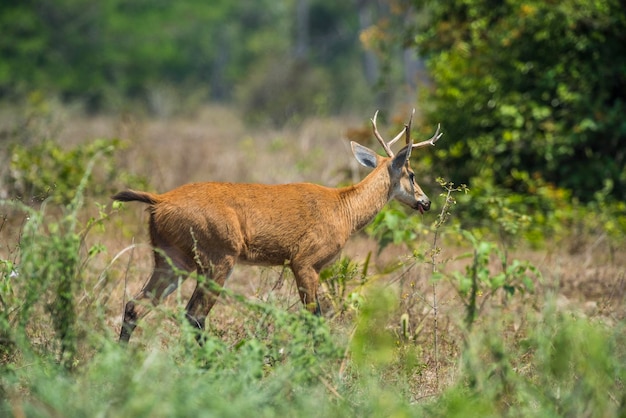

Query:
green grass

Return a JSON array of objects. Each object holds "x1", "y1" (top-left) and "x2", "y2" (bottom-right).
[
  {"x1": 1, "y1": 106, "x2": 625, "y2": 417},
  {"x1": 2, "y1": 286, "x2": 624, "y2": 417}
]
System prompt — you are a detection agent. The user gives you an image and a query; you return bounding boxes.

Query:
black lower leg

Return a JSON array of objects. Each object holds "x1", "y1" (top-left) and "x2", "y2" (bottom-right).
[
  {"x1": 119, "y1": 301, "x2": 138, "y2": 343},
  {"x1": 186, "y1": 313, "x2": 207, "y2": 345}
]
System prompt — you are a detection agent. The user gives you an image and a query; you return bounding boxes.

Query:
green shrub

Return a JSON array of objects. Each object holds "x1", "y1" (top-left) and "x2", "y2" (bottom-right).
[
  {"x1": 413, "y1": 0, "x2": 626, "y2": 202},
  {"x1": 0, "y1": 152, "x2": 112, "y2": 369},
  {"x1": 441, "y1": 302, "x2": 626, "y2": 417},
  {"x1": 437, "y1": 229, "x2": 540, "y2": 329},
  {"x1": 1, "y1": 94, "x2": 146, "y2": 204},
  {"x1": 6, "y1": 138, "x2": 143, "y2": 204},
  {"x1": 319, "y1": 255, "x2": 369, "y2": 315},
  {"x1": 366, "y1": 201, "x2": 430, "y2": 253},
  {"x1": 455, "y1": 174, "x2": 626, "y2": 250}
]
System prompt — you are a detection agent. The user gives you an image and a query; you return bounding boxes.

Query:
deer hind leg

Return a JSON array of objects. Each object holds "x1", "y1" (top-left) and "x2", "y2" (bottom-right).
[
  {"x1": 185, "y1": 254, "x2": 236, "y2": 341},
  {"x1": 292, "y1": 264, "x2": 322, "y2": 316},
  {"x1": 119, "y1": 247, "x2": 194, "y2": 343}
]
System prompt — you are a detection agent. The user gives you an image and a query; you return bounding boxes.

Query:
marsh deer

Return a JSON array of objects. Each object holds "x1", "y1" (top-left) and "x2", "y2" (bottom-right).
[{"x1": 113, "y1": 111, "x2": 442, "y2": 343}]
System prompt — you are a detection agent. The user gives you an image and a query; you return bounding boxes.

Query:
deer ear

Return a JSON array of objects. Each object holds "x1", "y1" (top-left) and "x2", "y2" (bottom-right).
[
  {"x1": 351, "y1": 141, "x2": 379, "y2": 168},
  {"x1": 391, "y1": 145, "x2": 410, "y2": 172}
]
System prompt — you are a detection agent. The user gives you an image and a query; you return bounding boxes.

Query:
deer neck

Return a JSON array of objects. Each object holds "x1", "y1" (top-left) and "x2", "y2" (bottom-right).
[{"x1": 340, "y1": 165, "x2": 392, "y2": 234}]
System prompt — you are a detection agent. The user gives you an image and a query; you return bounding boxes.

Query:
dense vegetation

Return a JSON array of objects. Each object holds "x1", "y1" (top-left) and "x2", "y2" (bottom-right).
[
  {"x1": 2, "y1": 0, "x2": 625, "y2": 203},
  {"x1": 1, "y1": 0, "x2": 625, "y2": 416},
  {"x1": 410, "y1": 0, "x2": 626, "y2": 203},
  {"x1": 1, "y1": 100, "x2": 624, "y2": 416}
]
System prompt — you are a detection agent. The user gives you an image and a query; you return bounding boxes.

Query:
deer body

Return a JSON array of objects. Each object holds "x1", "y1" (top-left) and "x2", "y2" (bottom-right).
[{"x1": 114, "y1": 112, "x2": 441, "y2": 343}]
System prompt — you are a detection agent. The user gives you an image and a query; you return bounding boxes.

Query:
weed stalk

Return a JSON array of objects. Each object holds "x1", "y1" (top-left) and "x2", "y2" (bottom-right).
[{"x1": 428, "y1": 178, "x2": 467, "y2": 390}]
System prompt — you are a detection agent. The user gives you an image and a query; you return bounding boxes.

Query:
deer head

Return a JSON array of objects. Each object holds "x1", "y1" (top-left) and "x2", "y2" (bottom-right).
[{"x1": 350, "y1": 110, "x2": 442, "y2": 214}]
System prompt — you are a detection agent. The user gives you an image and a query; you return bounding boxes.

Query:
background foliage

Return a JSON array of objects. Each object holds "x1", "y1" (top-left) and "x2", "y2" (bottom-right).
[
  {"x1": 0, "y1": 0, "x2": 381, "y2": 123},
  {"x1": 408, "y1": 0, "x2": 626, "y2": 202},
  {"x1": 2, "y1": 0, "x2": 625, "y2": 202}
]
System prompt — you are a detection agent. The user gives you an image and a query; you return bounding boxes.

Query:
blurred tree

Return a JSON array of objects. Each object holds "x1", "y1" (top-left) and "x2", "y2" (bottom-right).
[
  {"x1": 236, "y1": 0, "x2": 383, "y2": 125},
  {"x1": 406, "y1": 0, "x2": 626, "y2": 201},
  {"x1": 0, "y1": 0, "x2": 49, "y2": 98},
  {"x1": 0, "y1": 0, "x2": 235, "y2": 108},
  {"x1": 0, "y1": 0, "x2": 398, "y2": 119}
]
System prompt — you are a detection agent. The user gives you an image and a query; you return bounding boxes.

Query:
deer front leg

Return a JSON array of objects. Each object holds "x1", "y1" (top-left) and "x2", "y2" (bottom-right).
[{"x1": 292, "y1": 264, "x2": 322, "y2": 316}]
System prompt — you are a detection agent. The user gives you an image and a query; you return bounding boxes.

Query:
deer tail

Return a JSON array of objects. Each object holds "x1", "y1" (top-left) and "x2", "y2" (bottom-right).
[{"x1": 112, "y1": 190, "x2": 159, "y2": 205}]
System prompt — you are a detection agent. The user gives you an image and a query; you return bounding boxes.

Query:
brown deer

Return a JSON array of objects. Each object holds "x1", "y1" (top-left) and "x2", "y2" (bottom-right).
[{"x1": 113, "y1": 111, "x2": 442, "y2": 343}]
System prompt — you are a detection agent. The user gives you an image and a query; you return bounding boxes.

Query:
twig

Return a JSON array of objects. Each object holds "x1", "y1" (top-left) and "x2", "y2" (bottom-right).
[
  {"x1": 318, "y1": 375, "x2": 345, "y2": 402},
  {"x1": 431, "y1": 189, "x2": 451, "y2": 390},
  {"x1": 338, "y1": 324, "x2": 358, "y2": 379}
]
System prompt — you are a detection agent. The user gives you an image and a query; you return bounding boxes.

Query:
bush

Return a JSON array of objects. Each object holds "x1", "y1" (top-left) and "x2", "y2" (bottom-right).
[
  {"x1": 411, "y1": 0, "x2": 626, "y2": 201},
  {"x1": 1, "y1": 95, "x2": 146, "y2": 204},
  {"x1": 6, "y1": 138, "x2": 124, "y2": 204},
  {"x1": 441, "y1": 304, "x2": 626, "y2": 417},
  {"x1": 0, "y1": 153, "x2": 111, "y2": 369}
]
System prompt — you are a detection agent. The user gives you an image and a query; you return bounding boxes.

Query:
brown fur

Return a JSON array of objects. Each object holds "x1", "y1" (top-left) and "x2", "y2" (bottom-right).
[{"x1": 114, "y1": 120, "x2": 437, "y2": 344}]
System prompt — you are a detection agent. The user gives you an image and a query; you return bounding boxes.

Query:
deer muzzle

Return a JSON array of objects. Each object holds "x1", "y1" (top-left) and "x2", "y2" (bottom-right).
[{"x1": 416, "y1": 200, "x2": 431, "y2": 214}]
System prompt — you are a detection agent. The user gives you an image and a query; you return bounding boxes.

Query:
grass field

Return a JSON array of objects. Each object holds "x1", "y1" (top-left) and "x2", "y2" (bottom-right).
[{"x1": 1, "y1": 105, "x2": 625, "y2": 416}]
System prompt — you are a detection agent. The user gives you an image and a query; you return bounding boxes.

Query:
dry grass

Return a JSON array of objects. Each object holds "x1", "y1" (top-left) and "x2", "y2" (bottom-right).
[{"x1": 2, "y1": 104, "x2": 625, "y2": 401}]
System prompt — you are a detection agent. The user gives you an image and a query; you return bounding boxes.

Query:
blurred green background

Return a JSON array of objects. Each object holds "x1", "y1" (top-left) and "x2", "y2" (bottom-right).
[{"x1": 1, "y1": 0, "x2": 625, "y2": 203}]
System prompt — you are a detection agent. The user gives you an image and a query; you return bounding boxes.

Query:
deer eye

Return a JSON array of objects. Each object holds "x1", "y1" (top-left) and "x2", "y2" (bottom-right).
[{"x1": 408, "y1": 172, "x2": 415, "y2": 184}]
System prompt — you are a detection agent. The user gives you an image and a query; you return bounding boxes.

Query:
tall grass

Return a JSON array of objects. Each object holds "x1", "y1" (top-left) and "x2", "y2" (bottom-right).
[
  {"x1": 0, "y1": 148, "x2": 111, "y2": 369},
  {"x1": 1, "y1": 114, "x2": 625, "y2": 417}
]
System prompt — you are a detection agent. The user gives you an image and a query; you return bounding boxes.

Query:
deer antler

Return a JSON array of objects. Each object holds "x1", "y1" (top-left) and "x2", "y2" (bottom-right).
[
  {"x1": 370, "y1": 110, "x2": 406, "y2": 158},
  {"x1": 370, "y1": 110, "x2": 443, "y2": 156},
  {"x1": 411, "y1": 123, "x2": 443, "y2": 150},
  {"x1": 404, "y1": 109, "x2": 415, "y2": 160},
  {"x1": 405, "y1": 108, "x2": 415, "y2": 145}
]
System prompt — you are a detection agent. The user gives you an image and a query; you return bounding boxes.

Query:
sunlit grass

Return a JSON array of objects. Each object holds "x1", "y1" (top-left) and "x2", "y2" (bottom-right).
[{"x1": 1, "y1": 105, "x2": 625, "y2": 416}]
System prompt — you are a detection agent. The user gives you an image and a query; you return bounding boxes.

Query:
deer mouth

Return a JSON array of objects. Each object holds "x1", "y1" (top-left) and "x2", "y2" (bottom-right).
[{"x1": 416, "y1": 201, "x2": 430, "y2": 214}]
